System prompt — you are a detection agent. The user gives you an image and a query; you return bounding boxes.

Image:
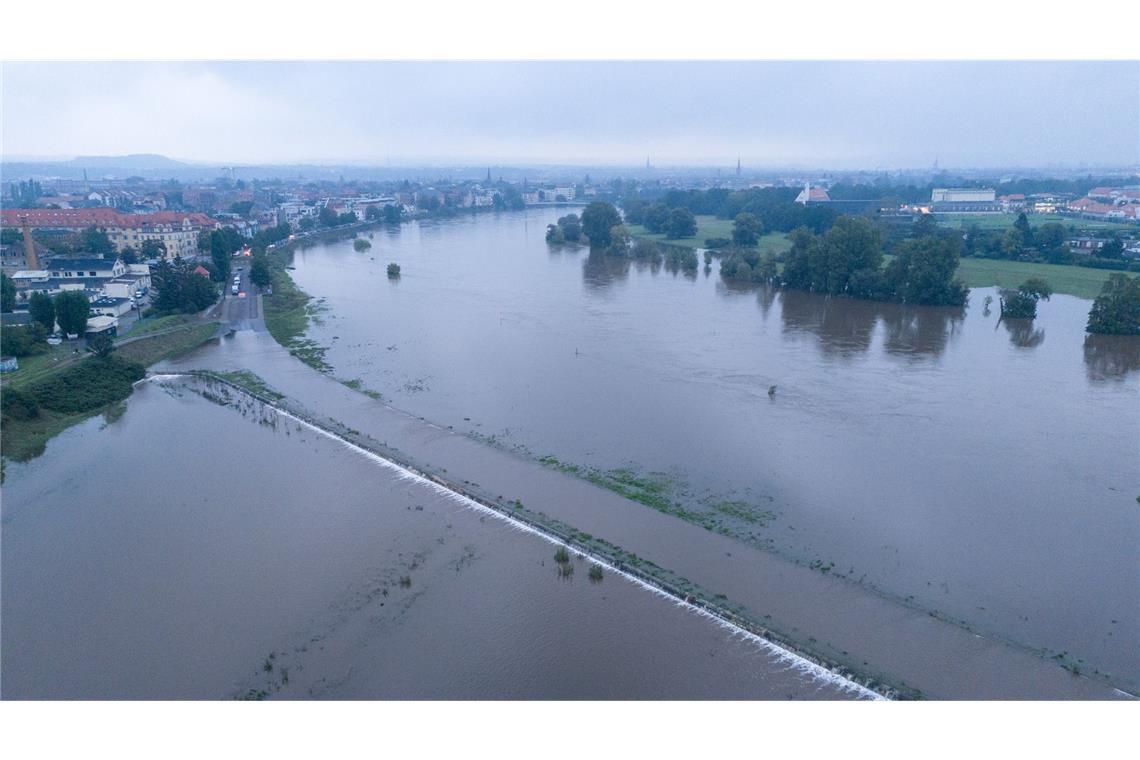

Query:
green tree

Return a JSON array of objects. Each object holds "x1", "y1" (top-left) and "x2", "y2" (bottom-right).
[
  {"x1": 545, "y1": 224, "x2": 565, "y2": 244},
  {"x1": 229, "y1": 200, "x2": 255, "y2": 217},
  {"x1": 383, "y1": 204, "x2": 402, "y2": 224},
  {"x1": 209, "y1": 229, "x2": 242, "y2": 282},
  {"x1": 581, "y1": 202, "x2": 622, "y2": 249},
  {"x1": 643, "y1": 203, "x2": 670, "y2": 234},
  {"x1": 88, "y1": 332, "x2": 115, "y2": 359},
  {"x1": 387, "y1": 262, "x2": 401, "y2": 278},
  {"x1": 1013, "y1": 212, "x2": 1033, "y2": 248},
  {"x1": 1099, "y1": 235, "x2": 1124, "y2": 260},
  {"x1": 665, "y1": 208, "x2": 697, "y2": 239},
  {"x1": 0, "y1": 272, "x2": 14, "y2": 313},
  {"x1": 54, "y1": 291, "x2": 91, "y2": 336},
  {"x1": 1001, "y1": 227, "x2": 1025, "y2": 259},
  {"x1": 119, "y1": 246, "x2": 139, "y2": 265},
  {"x1": 1001, "y1": 278, "x2": 1053, "y2": 319},
  {"x1": 28, "y1": 292, "x2": 55, "y2": 331},
  {"x1": 152, "y1": 258, "x2": 218, "y2": 314},
  {"x1": 911, "y1": 213, "x2": 939, "y2": 239},
  {"x1": 732, "y1": 212, "x2": 762, "y2": 247},
  {"x1": 353, "y1": 238, "x2": 372, "y2": 252},
  {"x1": 140, "y1": 239, "x2": 168, "y2": 261},
  {"x1": 885, "y1": 235, "x2": 967, "y2": 306},
  {"x1": 1086, "y1": 273, "x2": 1140, "y2": 335},
  {"x1": 557, "y1": 214, "x2": 582, "y2": 242},
  {"x1": 249, "y1": 254, "x2": 272, "y2": 288},
  {"x1": 1035, "y1": 223, "x2": 1069, "y2": 264},
  {"x1": 606, "y1": 225, "x2": 631, "y2": 257},
  {"x1": 80, "y1": 226, "x2": 115, "y2": 258}
]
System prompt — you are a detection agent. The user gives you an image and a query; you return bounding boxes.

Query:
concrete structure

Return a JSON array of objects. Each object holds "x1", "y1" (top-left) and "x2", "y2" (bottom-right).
[
  {"x1": 84, "y1": 315, "x2": 119, "y2": 338},
  {"x1": 931, "y1": 188, "x2": 996, "y2": 203}
]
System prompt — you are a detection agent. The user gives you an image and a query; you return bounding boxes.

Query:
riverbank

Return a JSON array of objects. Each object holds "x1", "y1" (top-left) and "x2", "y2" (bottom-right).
[
  {"x1": 955, "y1": 258, "x2": 1117, "y2": 299},
  {"x1": 627, "y1": 214, "x2": 792, "y2": 255},
  {"x1": 0, "y1": 320, "x2": 219, "y2": 463}
]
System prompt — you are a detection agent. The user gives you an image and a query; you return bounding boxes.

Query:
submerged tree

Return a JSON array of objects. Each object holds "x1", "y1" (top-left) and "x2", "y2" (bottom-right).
[
  {"x1": 1000, "y1": 278, "x2": 1053, "y2": 319},
  {"x1": 1087, "y1": 273, "x2": 1140, "y2": 335},
  {"x1": 580, "y1": 201, "x2": 622, "y2": 248}
]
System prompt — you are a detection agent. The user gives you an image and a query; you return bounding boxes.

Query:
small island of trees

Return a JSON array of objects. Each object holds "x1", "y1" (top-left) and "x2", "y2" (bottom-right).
[
  {"x1": 1087, "y1": 273, "x2": 1140, "y2": 335},
  {"x1": 720, "y1": 215, "x2": 968, "y2": 307}
]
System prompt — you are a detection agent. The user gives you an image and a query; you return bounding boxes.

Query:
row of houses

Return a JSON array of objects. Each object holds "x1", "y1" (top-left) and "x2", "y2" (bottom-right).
[
  {"x1": 9, "y1": 256, "x2": 152, "y2": 314},
  {"x1": 0, "y1": 208, "x2": 217, "y2": 261}
]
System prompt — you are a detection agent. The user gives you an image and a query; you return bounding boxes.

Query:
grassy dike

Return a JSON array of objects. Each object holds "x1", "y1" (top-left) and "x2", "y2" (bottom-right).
[{"x1": 1, "y1": 321, "x2": 220, "y2": 464}]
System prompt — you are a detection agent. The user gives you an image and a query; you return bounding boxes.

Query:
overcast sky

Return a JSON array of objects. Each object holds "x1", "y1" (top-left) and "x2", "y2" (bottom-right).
[{"x1": 2, "y1": 61, "x2": 1137, "y2": 168}]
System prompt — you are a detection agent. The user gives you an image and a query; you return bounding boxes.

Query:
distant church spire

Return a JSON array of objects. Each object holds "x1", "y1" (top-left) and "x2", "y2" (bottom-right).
[
  {"x1": 486, "y1": 167, "x2": 492, "y2": 182},
  {"x1": 736, "y1": 157, "x2": 741, "y2": 177}
]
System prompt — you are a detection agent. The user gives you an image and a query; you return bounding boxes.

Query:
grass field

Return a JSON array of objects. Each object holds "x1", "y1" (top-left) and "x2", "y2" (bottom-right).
[
  {"x1": 627, "y1": 215, "x2": 792, "y2": 255},
  {"x1": 119, "y1": 313, "x2": 197, "y2": 339},
  {"x1": 954, "y1": 259, "x2": 1119, "y2": 300}
]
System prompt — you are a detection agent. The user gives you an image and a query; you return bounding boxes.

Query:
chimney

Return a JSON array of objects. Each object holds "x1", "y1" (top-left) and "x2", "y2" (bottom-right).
[{"x1": 19, "y1": 215, "x2": 39, "y2": 270}]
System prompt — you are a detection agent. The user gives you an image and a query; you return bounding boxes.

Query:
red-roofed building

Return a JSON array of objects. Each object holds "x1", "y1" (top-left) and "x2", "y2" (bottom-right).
[
  {"x1": 0, "y1": 208, "x2": 218, "y2": 261},
  {"x1": 794, "y1": 183, "x2": 831, "y2": 204}
]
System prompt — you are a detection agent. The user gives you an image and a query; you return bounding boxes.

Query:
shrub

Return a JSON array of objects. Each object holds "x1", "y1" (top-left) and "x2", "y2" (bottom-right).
[
  {"x1": 353, "y1": 238, "x2": 372, "y2": 252},
  {"x1": 29, "y1": 356, "x2": 145, "y2": 414},
  {"x1": 0, "y1": 323, "x2": 48, "y2": 357},
  {"x1": 553, "y1": 546, "x2": 570, "y2": 564},
  {"x1": 387, "y1": 263, "x2": 401, "y2": 278},
  {"x1": 588, "y1": 564, "x2": 604, "y2": 582},
  {"x1": 1, "y1": 387, "x2": 40, "y2": 421}
]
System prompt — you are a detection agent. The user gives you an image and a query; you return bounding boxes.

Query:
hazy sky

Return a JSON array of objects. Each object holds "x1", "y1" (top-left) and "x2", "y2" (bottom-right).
[{"x1": 2, "y1": 61, "x2": 1137, "y2": 168}]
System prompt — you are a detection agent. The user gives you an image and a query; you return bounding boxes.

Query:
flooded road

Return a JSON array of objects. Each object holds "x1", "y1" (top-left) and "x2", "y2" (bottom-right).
[
  {"x1": 1, "y1": 378, "x2": 867, "y2": 699},
  {"x1": 276, "y1": 209, "x2": 1138, "y2": 692}
]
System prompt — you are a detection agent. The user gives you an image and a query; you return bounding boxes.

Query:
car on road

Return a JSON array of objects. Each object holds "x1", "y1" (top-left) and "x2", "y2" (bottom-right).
[
  {"x1": 231, "y1": 284, "x2": 239, "y2": 295},
  {"x1": 238, "y1": 291, "x2": 246, "y2": 298}
]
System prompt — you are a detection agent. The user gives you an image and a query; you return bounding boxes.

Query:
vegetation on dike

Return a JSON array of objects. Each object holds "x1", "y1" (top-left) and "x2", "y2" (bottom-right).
[
  {"x1": 535, "y1": 456, "x2": 776, "y2": 538},
  {"x1": 212, "y1": 370, "x2": 285, "y2": 401},
  {"x1": 353, "y1": 238, "x2": 372, "y2": 252},
  {"x1": 263, "y1": 247, "x2": 333, "y2": 373}
]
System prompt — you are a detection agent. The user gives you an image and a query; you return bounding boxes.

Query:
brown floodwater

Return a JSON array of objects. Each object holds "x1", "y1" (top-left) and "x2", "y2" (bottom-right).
[
  {"x1": 271, "y1": 209, "x2": 1138, "y2": 693},
  {"x1": 0, "y1": 378, "x2": 871, "y2": 700}
]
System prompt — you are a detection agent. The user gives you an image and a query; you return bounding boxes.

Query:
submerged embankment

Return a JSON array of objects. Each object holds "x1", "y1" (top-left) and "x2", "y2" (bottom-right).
[
  {"x1": 158, "y1": 330, "x2": 1134, "y2": 699},
  {"x1": 1, "y1": 375, "x2": 869, "y2": 700}
]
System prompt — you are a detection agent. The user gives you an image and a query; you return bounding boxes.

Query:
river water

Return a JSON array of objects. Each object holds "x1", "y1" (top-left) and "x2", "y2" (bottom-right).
[
  {"x1": 1, "y1": 377, "x2": 867, "y2": 699},
  {"x1": 283, "y1": 209, "x2": 1139, "y2": 690}
]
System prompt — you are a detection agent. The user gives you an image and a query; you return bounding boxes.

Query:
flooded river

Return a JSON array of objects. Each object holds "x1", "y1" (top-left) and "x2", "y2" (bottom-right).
[
  {"x1": 3, "y1": 209, "x2": 1136, "y2": 699},
  {"x1": 1, "y1": 378, "x2": 867, "y2": 699},
  {"x1": 281, "y1": 209, "x2": 1139, "y2": 692}
]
